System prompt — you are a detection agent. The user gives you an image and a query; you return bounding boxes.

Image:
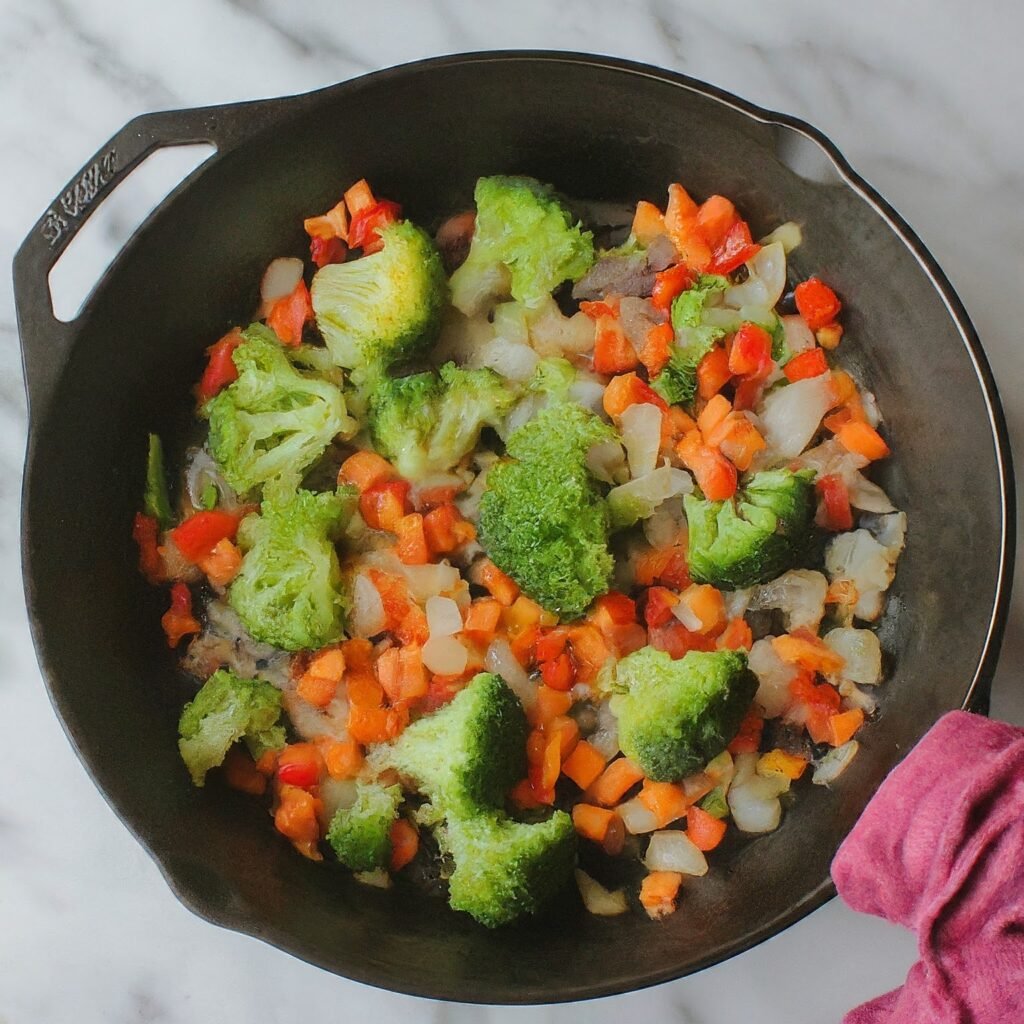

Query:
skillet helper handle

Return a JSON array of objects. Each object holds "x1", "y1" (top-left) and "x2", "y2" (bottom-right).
[{"x1": 12, "y1": 106, "x2": 230, "y2": 424}]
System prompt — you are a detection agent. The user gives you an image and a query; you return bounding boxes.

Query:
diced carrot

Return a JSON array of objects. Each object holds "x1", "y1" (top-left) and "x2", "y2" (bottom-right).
[
  {"x1": 510, "y1": 624, "x2": 541, "y2": 667},
  {"x1": 679, "y1": 584, "x2": 726, "y2": 635},
  {"x1": 572, "y1": 803, "x2": 616, "y2": 844},
  {"x1": 602, "y1": 371, "x2": 668, "y2": 419},
  {"x1": 710, "y1": 414, "x2": 766, "y2": 472},
  {"x1": 816, "y1": 322, "x2": 844, "y2": 350},
  {"x1": 395, "y1": 513, "x2": 430, "y2": 565},
  {"x1": 535, "y1": 628, "x2": 570, "y2": 663},
  {"x1": 587, "y1": 757, "x2": 645, "y2": 807},
  {"x1": 757, "y1": 748, "x2": 809, "y2": 781},
  {"x1": 161, "y1": 582, "x2": 200, "y2": 649},
  {"x1": 784, "y1": 347, "x2": 829, "y2": 381},
  {"x1": 836, "y1": 421, "x2": 891, "y2": 461},
  {"x1": 640, "y1": 322, "x2": 675, "y2": 377},
  {"x1": 474, "y1": 559, "x2": 520, "y2": 606},
  {"x1": 697, "y1": 345, "x2": 732, "y2": 400},
  {"x1": 303, "y1": 198, "x2": 349, "y2": 242},
  {"x1": 394, "y1": 604, "x2": 429, "y2": 646},
  {"x1": 772, "y1": 633, "x2": 846, "y2": 675},
  {"x1": 561, "y1": 740, "x2": 608, "y2": 790},
  {"x1": 462, "y1": 598, "x2": 502, "y2": 640},
  {"x1": 593, "y1": 317, "x2": 640, "y2": 375},
  {"x1": 665, "y1": 186, "x2": 710, "y2": 271},
  {"x1": 640, "y1": 871, "x2": 682, "y2": 920},
  {"x1": 196, "y1": 537, "x2": 242, "y2": 587},
  {"x1": 547, "y1": 715, "x2": 580, "y2": 760},
  {"x1": 389, "y1": 818, "x2": 419, "y2": 872},
  {"x1": 540, "y1": 651, "x2": 576, "y2": 691},
  {"x1": 296, "y1": 673, "x2": 338, "y2": 709},
  {"x1": 366, "y1": 570, "x2": 412, "y2": 632},
  {"x1": 398, "y1": 644, "x2": 428, "y2": 701},
  {"x1": 339, "y1": 450, "x2": 394, "y2": 491},
  {"x1": 347, "y1": 670, "x2": 384, "y2": 709},
  {"x1": 529, "y1": 686, "x2": 573, "y2": 727},
  {"x1": 676, "y1": 430, "x2": 738, "y2": 501},
  {"x1": 566, "y1": 623, "x2": 612, "y2": 683},
  {"x1": 532, "y1": 732, "x2": 562, "y2": 792},
  {"x1": 509, "y1": 777, "x2": 546, "y2": 810},
  {"x1": 347, "y1": 704, "x2": 404, "y2": 745},
  {"x1": 651, "y1": 263, "x2": 692, "y2": 312},
  {"x1": 638, "y1": 780, "x2": 690, "y2": 827},
  {"x1": 794, "y1": 277, "x2": 842, "y2": 330},
  {"x1": 266, "y1": 279, "x2": 312, "y2": 347},
  {"x1": 526, "y1": 728, "x2": 548, "y2": 767},
  {"x1": 828, "y1": 708, "x2": 865, "y2": 747},
  {"x1": 665, "y1": 182, "x2": 699, "y2": 222},
  {"x1": 830, "y1": 369, "x2": 859, "y2": 406},
  {"x1": 686, "y1": 804, "x2": 728, "y2": 851},
  {"x1": 307, "y1": 646, "x2": 346, "y2": 683},
  {"x1": 274, "y1": 784, "x2": 323, "y2": 861},
  {"x1": 423, "y1": 503, "x2": 473, "y2": 553},
  {"x1": 716, "y1": 617, "x2": 753, "y2": 651},
  {"x1": 728, "y1": 708, "x2": 765, "y2": 755},
  {"x1": 696, "y1": 195, "x2": 737, "y2": 250},
  {"x1": 360, "y1": 479, "x2": 412, "y2": 532},
  {"x1": 324, "y1": 739, "x2": 364, "y2": 779},
  {"x1": 222, "y1": 746, "x2": 267, "y2": 796},
  {"x1": 579, "y1": 299, "x2": 619, "y2": 319},
  {"x1": 343, "y1": 178, "x2": 375, "y2": 216},
  {"x1": 375, "y1": 647, "x2": 401, "y2": 701},
  {"x1": 254, "y1": 749, "x2": 278, "y2": 776},
  {"x1": 632, "y1": 200, "x2": 667, "y2": 244},
  {"x1": 504, "y1": 594, "x2": 549, "y2": 637},
  {"x1": 341, "y1": 637, "x2": 374, "y2": 671},
  {"x1": 592, "y1": 592, "x2": 637, "y2": 625}
]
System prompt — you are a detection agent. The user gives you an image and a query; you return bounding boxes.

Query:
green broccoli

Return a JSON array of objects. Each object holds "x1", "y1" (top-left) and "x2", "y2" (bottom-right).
[
  {"x1": 652, "y1": 275, "x2": 729, "y2": 407},
  {"x1": 526, "y1": 356, "x2": 576, "y2": 401},
  {"x1": 450, "y1": 176, "x2": 595, "y2": 315},
  {"x1": 310, "y1": 220, "x2": 447, "y2": 382},
  {"x1": 228, "y1": 486, "x2": 356, "y2": 651},
  {"x1": 205, "y1": 325, "x2": 356, "y2": 499},
  {"x1": 326, "y1": 781, "x2": 403, "y2": 871},
  {"x1": 143, "y1": 433, "x2": 173, "y2": 528},
  {"x1": 684, "y1": 468, "x2": 816, "y2": 590},
  {"x1": 610, "y1": 648, "x2": 757, "y2": 782},
  {"x1": 368, "y1": 672, "x2": 527, "y2": 818},
  {"x1": 177, "y1": 669, "x2": 286, "y2": 786},
  {"x1": 368, "y1": 362, "x2": 517, "y2": 480},
  {"x1": 479, "y1": 403, "x2": 616, "y2": 617},
  {"x1": 440, "y1": 811, "x2": 577, "y2": 928}
]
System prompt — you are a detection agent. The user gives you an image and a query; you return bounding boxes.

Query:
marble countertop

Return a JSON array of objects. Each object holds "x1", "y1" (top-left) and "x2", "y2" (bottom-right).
[{"x1": 2, "y1": 2, "x2": 1022, "y2": 1021}]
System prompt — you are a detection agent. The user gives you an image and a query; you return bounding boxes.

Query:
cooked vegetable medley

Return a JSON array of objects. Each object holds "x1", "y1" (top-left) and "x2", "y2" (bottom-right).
[{"x1": 134, "y1": 175, "x2": 905, "y2": 926}]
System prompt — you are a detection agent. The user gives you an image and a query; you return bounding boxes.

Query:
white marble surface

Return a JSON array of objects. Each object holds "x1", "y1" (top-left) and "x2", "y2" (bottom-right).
[{"x1": 2, "y1": 2, "x2": 1023, "y2": 1022}]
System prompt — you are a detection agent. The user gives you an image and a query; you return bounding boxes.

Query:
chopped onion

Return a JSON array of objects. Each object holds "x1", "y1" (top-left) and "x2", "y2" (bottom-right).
[
  {"x1": 839, "y1": 680, "x2": 878, "y2": 715},
  {"x1": 185, "y1": 448, "x2": 242, "y2": 512},
  {"x1": 426, "y1": 595, "x2": 463, "y2": 638},
  {"x1": 728, "y1": 753, "x2": 784, "y2": 833},
  {"x1": 724, "y1": 241, "x2": 786, "y2": 309},
  {"x1": 620, "y1": 403, "x2": 663, "y2": 479},
  {"x1": 680, "y1": 771, "x2": 714, "y2": 803},
  {"x1": 588, "y1": 701, "x2": 620, "y2": 759},
  {"x1": 450, "y1": 261, "x2": 511, "y2": 317},
  {"x1": 758, "y1": 374, "x2": 836, "y2": 462},
  {"x1": 825, "y1": 518, "x2": 903, "y2": 622},
  {"x1": 723, "y1": 588, "x2": 753, "y2": 621},
  {"x1": 569, "y1": 376, "x2": 608, "y2": 416},
  {"x1": 780, "y1": 314, "x2": 816, "y2": 355},
  {"x1": 861, "y1": 390, "x2": 882, "y2": 428},
  {"x1": 354, "y1": 869, "x2": 392, "y2": 889},
  {"x1": 704, "y1": 750, "x2": 735, "y2": 789},
  {"x1": 748, "y1": 638, "x2": 799, "y2": 718},
  {"x1": 794, "y1": 438, "x2": 868, "y2": 478},
  {"x1": 618, "y1": 797, "x2": 660, "y2": 835},
  {"x1": 586, "y1": 440, "x2": 629, "y2": 485},
  {"x1": 260, "y1": 256, "x2": 304, "y2": 305},
  {"x1": 643, "y1": 496, "x2": 685, "y2": 549},
  {"x1": 749, "y1": 569, "x2": 828, "y2": 632},
  {"x1": 422, "y1": 634, "x2": 469, "y2": 676},
  {"x1": 644, "y1": 830, "x2": 708, "y2": 876},
  {"x1": 672, "y1": 598, "x2": 703, "y2": 632},
  {"x1": 759, "y1": 221, "x2": 803, "y2": 253},
  {"x1": 575, "y1": 869, "x2": 629, "y2": 916},
  {"x1": 824, "y1": 628, "x2": 882, "y2": 686},
  {"x1": 433, "y1": 309, "x2": 495, "y2": 364},
  {"x1": 608, "y1": 465, "x2": 693, "y2": 525},
  {"x1": 471, "y1": 338, "x2": 539, "y2": 382},
  {"x1": 812, "y1": 741, "x2": 860, "y2": 785},
  {"x1": 529, "y1": 297, "x2": 596, "y2": 356},
  {"x1": 350, "y1": 574, "x2": 387, "y2": 638},
  {"x1": 485, "y1": 639, "x2": 536, "y2": 709},
  {"x1": 847, "y1": 473, "x2": 895, "y2": 514}
]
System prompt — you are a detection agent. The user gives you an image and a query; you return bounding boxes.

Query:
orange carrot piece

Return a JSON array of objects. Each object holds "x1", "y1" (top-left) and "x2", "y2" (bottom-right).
[
  {"x1": 572, "y1": 804, "x2": 616, "y2": 844},
  {"x1": 836, "y1": 421, "x2": 890, "y2": 461},
  {"x1": 474, "y1": 559, "x2": 520, "y2": 606},
  {"x1": 222, "y1": 746, "x2": 267, "y2": 796},
  {"x1": 347, "y1": 670, "x2": 384, "y2": 708},
  {"x1": 757, "y1": 748, "x2": 809, "y2": 780},
  {"x1": 547, "y1": 715, "x2": 581, "y2": 760},
  {"x1": 389, "y1": 818, "x2": 420, "y2": 872},
  {"x1": 638, "y1": 780, "x2": 691, "y2": 827},
  {"x1": 274, "y1": 785, "x2": 323, "y2": 861},
  {"x1": 587, "y1": 757, "x2": 645, "y2": 807},
  {"x1": 828, "y1": 708, "x2": 865, "y2": 747},
  {"x1": 324, "y1": 739, "x2": 364, "y2": 779},
  {"x1": 697, "y1": 345, "x2": 732, "y2": 400},
  {"x1": 632, "y1": 200, "x2": 667, "y2": 244},
  {"x1": 339, "y1": 450, "x2": 394, "y2": 491},
  {"x1": 304, "y1": 199, "x2": 349, "y2": 242},
  {"x1": 344, "y1": 178, "x2": 375, "y2": 215},
  {"x1": 728, "y1": 708, "x2": 765, "y2": 755},
  {"x1": 395, "y1": 513, "x2": 430, "y2": 565},
  {"x1": 398, "y1": 643, "x2": 428, "y2": 701},
  {"x1": 196, "y1": 537, "x2": 243, "y2": 587},
  {"x1": 686, "y1": 804, "x2": 728, "y2": 851},
  {"x1": 679, "y1": 584, "x2": 726, "y2": 635},
  {"x1": 529, "y1": 686, "x2": 573, "y2": 728},
  {"x1": 717, "y1": 617, "x2": 753, "y2": 651},
  {"x1": 463, "y1": 598, "x2": 502, "y2": 639},
  {"x1": 561, "y1": 740, "x2": 608, "y2": 790},
  {"x1": 296, "y1": 673, "x2": 338, "y2": 708},
  {"x1": 697, "y1": 394, "x2": 732, "y2": 438},
  {"x1": 772, "y1": 633, "x2": 846, "y2": 675},
  {"x1": 640, "y1": 871, "x2": 682, "y2": 920}
]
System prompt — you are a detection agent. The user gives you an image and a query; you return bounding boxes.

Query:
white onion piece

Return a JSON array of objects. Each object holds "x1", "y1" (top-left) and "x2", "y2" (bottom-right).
[
  {"x1": 759, "y1": 221, "x2": 803, "y2": 253},
  {"x1": 608, "y1": 466, "x2": 692, "y2": 527},
  {"x1": 422, "y1": 635, "x2": 469, "y2": 676},
  {"x1": 529, "y1": 297, "x2": 596, "y2": 356},
  {"x1": 350, "y1": 574, "x2": 387, "y2": 638},
  {"x1": 825, "y1": 516, "x2": 904, "y2": 622},
  {"x1": 643, "y1": 496, "x2": 685, "y2": 549},
  {"x1": 644, "y1": 831, "x2": 708, "y2": 876},
  {"x1": 723, "y1": 588, "x2": 753, "y2": 621},
  {"x1": 847, "y1": 473, "x2": 895, "y2": 514},
  {"x1": 620, "y1": 403, "x2": 663, "y2": 479},
  {"x1": 354, "y1": 869, "x2": 392, "y2": 889},
  {"x1": 781, "y1": 314, "x2": 816, "y2": 355},
  {"x1": 485, "y1": 639, "x2": 536, "y2": 709},
  {"x1": 433, "y1": 309, "x2": 495, "y2": 365},
  {"x1": 575, "y1": 870, "x2": 629, "y2": 916},
  {"x1": 749, "y1": 570, "x2": 828, "y2": 632},
  {"x1": 728, "y1": 753, "x2": 785, "y2": 833},
  {"x1": 861, "y1": 390, "x2": 882, "y2": 428},
  {"x1": 672, "y1": 598, "x2": 703, "y2": 632},
  {"x1": 586, "y1": 440, "x2": 629, "y2": 485},
  {"x1": 426, "y1": 596, "x2": 463, "y2": 638},
  {"x1": 748, "y1": 638, "x2": 799, "y2": 719},
  {"x1": 839, "y1": 680, "x2": 878, "y2": 715},
  {"x1": 319, "y1": 777, "x2": 359, "y2": 824},
  {"x1": 824, "y1": 628, "x2": 882, "y2": 686},
  {"x1": 492, "y1": 301, "x2": 529, "y2": 346},
  {"x1": 812, "y1": 741, "x2": 860, "y2": 785},
  {"x1": 724, "y1": 241, "x2": 786, "y2": 309},
  {"x1": 260, "y1": 257, "x2": 304, "y2": 304},
  {"x1": 588, "y1": 701, "x2": 620, "y2": 759},
  {"x1": 400, "y1": 562, "x2": 463, "y2": 603},
  {"x1": 758, "y1": 374, "x2": 836, "y2": 462},
  {"x1": 704, "y1": 750, "x2": 735, "y2": 789},
  {"x1": 501, "y1": 395, "x2": 544, "y2": 439},
  {"x1": 871, "y1": 511, "x2": 907, "y2": 553},
  {"x1": 185, "y1": 449, "x2": 242, "y2": 512},
  {"x1": 569, "y1": 377, "x2": 608, "y2": 416},
  {"x1": 794, "y1": 438, "x2": 868, "y2": 479},
  {"x1": 471, "y1": 338, "x2": 539, "y2": 382},
  {"x1": 618, "y1": 798, "x2": 660, "y2": 835}
]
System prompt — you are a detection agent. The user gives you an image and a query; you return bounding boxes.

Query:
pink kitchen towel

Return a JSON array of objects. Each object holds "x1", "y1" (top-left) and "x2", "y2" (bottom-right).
[{"x1": 832, "y1": 710, "x2": 1024, "y2": 1023}]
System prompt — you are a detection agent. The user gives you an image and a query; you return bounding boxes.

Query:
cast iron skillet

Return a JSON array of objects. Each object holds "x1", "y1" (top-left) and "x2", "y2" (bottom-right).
[{"x1": 14, "y1": 52, "x2": 1015, "y2": 1003}]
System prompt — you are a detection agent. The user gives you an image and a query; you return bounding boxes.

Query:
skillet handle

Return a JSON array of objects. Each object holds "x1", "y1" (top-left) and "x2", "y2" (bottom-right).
[{"x1": 12, "y1": 105, "x2": 243, "y2": 424}]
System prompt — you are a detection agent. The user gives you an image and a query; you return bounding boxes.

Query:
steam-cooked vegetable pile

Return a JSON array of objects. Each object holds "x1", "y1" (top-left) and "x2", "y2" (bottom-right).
[{"x1": 134, "y1": 175, "x2": 904, "y2": 926}]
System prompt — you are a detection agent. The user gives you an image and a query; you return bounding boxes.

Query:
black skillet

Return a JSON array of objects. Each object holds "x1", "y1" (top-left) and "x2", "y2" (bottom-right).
[{"x1": 14, "y1": 52, "x2": 1014, "y2": 1003}]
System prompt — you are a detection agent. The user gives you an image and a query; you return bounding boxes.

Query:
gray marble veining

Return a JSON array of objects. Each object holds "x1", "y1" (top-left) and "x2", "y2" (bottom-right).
[{"x1": 2, "y1": 2, "x2": 1022, "y2": 1022}]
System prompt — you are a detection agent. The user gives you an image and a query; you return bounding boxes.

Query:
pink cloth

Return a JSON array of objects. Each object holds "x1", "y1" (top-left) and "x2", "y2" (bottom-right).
[{"x1": 832, "y1": 710, "x2": 1024, "y2": 1023}]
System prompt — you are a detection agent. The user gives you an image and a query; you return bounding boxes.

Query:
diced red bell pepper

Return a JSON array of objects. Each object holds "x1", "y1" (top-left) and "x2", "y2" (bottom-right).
[
  {"x1": 310, "y1": 235, "x2": 347, "y2": 268},
  {"x1": 196, "y1": 329, "x2": 243, "y2": 403},
  {"x1": 648, "y1": 620, "x2": 716, "y2": 658},
  {"x1": 784, "y1": 347, "x2": 829, "y2": 381},
  {"x1": 534, "y1": 628, "x2": 569, "y2": 664},
  {"x1": 640, "y1": 322, "x2": 674, "y2": 377},
  {"x1": 161, "y1": 582, "x2": 200, "y2": 649},
  {"x1": 540, "y1": 651, "x2": 576, "y2": 691},
  {"x1": 816, "y1": 474, "x2": 854, "y2": 531},
  {"x1": 276, "y1": 743, "x2": 324, "y2": 789},
  {"x1": 266, "y1": 279, "x2": 313, "y2": 348},
  {"x1": 169, "y1": 510, "x2": 241, "y2": 563},
  {"x1": 676, "y1": 430, "x2": 737, "y2": 501},
  {"x1": 696, "y1": 345, "x2": 732, "y2": 400},
  {"x1": 708, "y1": 220, "x2": 759, "y2": 275},
  {"x1": 643, "y1": 586, "x2": 678, "y2": 628},
  {"x1": 651, "y1": 264, "x2": 692, "y2": 312},
  {"x1": 592, "y1": 592, "x2": 637, "y2": 625},
  {"x1": 603, "y1": 372, "x2": 669, "y2": 419},
  {"x1": 348, "y1": 199, "x2": 401, "y2": 254},
  {"x1": 727, "y1": 708, "x2": 764, "y2": 755},
  {"x1": 794, "y1": 277, "x2": 842, "y2": 330},
  {"x1": 728, "y1": 323, "x2": 774, "y2": 377},
  {"x1": 593, "y1": 317, "x2": 639, "y2": 375},
  {"x1": 359, "y1": 479, "x2": 412, "y2": 532},
  {"x1": 132, "y1": 512, "x2": 165, "y2": 585}
]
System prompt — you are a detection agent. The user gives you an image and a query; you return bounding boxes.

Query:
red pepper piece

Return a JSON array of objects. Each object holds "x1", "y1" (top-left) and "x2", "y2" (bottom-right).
[
  {"x1": 196, "y1": 329, "x2": 243, "y2": 403},
  {"x1": 708, "y1": 220, "x2": 760, "y2": 275},
  {"x1": 310, "y1": 235, "x2": 347, "y2": 268},
  {"x1": 266, "y1": 279, "x2": 313, "y2": 347},
  {"x1": 169, "y1": 510, "x2": 242, "y2": 563},
  {"x1": 161, "y1": 582, "x2": 200, "y2": 649},
  {"x1": 132, "y1": 512, "x2": 165, "y2": 584},
  {"x1": 784, "y1": 347, "x2": 829, "y2": 381},
  {"x1": 348, "y1": 200, "x2": 402, "y2": 254},
  {"x1": 794, "y1": 277, "x2": 842, "y2": 330}
]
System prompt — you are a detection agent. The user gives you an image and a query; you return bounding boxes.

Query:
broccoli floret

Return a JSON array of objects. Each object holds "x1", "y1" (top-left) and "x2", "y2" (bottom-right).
[
  {"x1": 369, "y1": 672, "x2": 527, "y2": 818},
  {"x1": 368, "y1": 362, "x2": 517, "y2": 480},
  {"x1": 479, "y1": 404, "x2": 616, "y2": 617},
  {"x1": 652, "y1": 275, "x2": 729, "y2": 407},
  {"x1": 440, "y1": 811, "x2": 577, "y2": 927},
  {"x1": 206, "y1": 325, "x2": 356, "y2": 499},
  {"x1": 177, "y1": 669, "x2": 286, "y2": 786},
  {"x1": 326, "y1": 781, "x2": 403, "y2": 871},
  {"x1": 450, "y1": 176, "x2": 595, "y2": 315},
  {"x1": 610, "y1": 648, "x2": 757, "y2": 782},
  {"x1": 527, "y1": 356, "x2": 576, "y2": 400},
  {"x1": 684, "y1": 468, "x2": 816, "y2": 590},
  {"x1": 311, "y1": 220, "x2": 447, "y2": 382},
  {"x1": 228, "y1": 486, "x2": 356, "y2": 651}
]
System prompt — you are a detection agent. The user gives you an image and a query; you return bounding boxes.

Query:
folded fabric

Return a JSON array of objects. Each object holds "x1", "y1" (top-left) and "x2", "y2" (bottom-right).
[{"x1": 832, "y1": 710, "x2": 1024, "y2": 1023}]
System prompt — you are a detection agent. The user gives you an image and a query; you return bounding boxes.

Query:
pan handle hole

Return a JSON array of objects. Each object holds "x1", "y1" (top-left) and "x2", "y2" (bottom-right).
[{"x1": 47, "y1": 143, "x2": 216, "y2": 323}]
